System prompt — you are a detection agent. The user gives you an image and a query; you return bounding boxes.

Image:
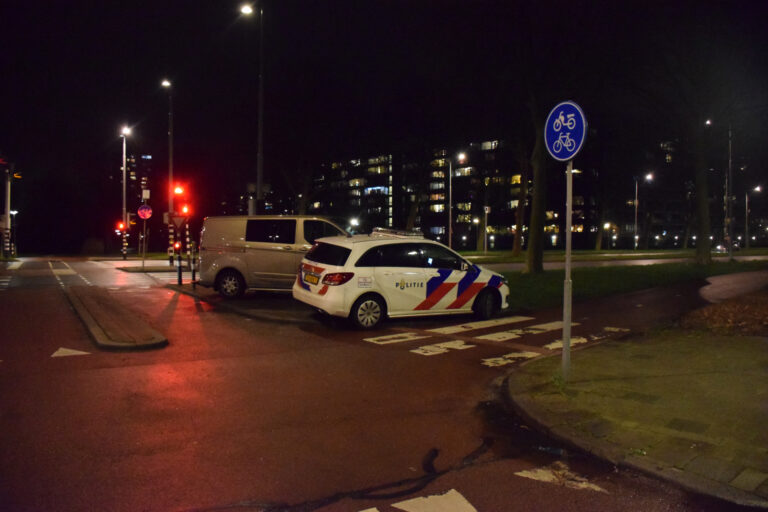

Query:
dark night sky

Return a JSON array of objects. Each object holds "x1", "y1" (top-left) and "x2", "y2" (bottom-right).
[{"x1": 1, "y1": 1, "x2": 767, "y2": 253}]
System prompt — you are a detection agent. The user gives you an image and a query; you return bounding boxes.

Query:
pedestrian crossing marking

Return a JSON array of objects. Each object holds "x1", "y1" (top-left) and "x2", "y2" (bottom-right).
[
  {"x1": 426, "y1": 315, "x2": 534, "y2": 335},
  {"x1": 475, "y1": 320, "x2": 579, "y2": 342},
  {"x1": 51, "y1": 347, "x2": 90, "y2": 357},
  {"x1": 7, "y1": 262, "x2": 22, "y2": 270},
  {"x1": 481, "y1": 351, "x2": 540, "y2": 367},
  {"x1": 544, "y1": 336, "x2": 589, "y2": 350},
  {"x1": 358, "y1": 488, "x2": 478, "y2": 512},
  {"x1": 411, "y1": 340, "x2": 475, "y2": 356},
  {"x1": 364, "y1": 332, "x2": 431, "y2": 345}
]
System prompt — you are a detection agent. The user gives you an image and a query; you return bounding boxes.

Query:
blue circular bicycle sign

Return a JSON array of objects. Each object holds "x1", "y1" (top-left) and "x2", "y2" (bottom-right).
[{"x1": 544, "y1": 101, "x2": 587, "y2": 161}]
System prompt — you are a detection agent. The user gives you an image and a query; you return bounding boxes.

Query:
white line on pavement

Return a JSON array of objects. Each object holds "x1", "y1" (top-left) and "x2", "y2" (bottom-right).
[{"x1": 426, "y1": 315, "x2": 535, "y2": 335}]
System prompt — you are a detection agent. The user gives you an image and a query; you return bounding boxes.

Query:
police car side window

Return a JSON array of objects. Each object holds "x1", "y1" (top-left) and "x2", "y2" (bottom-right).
[
  {"x1": 355, "y1": 247, "x2": 382, "y2": 267},
  {"x1": 421, "y1": 244, "x2": 463, "y2": 270},
  {"x1": 356, "y1": 243, "x2": 423, "y2": 268}
]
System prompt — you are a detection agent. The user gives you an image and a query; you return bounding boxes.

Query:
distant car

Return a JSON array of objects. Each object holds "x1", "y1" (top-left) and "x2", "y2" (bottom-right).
[
  {"x1": 198, "y1": 215, "x2": 347, "y2": 298},
  {"x1": 292, "y1": 228, "x2": 510, "y2": 329}
]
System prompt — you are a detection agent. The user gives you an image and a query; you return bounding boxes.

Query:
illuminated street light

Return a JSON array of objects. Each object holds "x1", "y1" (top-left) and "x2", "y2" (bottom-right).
[
  {"x1": 161, "y1": 78, "x2": 175, "y2": 265},
  {"x1": 745, "y1": 185, "x2": 761, "y2": 249},
  {"x1": 241, "y1": 2, "x2": 265, "y2": 214},
  {"x1": 634, "y1": 173, "x2": 653, "y2": 249},
  {"x1": 119, "y1": 126, "x2": 132, "y2": 260}
]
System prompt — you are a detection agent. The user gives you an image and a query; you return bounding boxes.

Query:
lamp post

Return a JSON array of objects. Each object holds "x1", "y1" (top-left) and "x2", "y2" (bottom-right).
[
  {"x1": 634, "y1": 173, "x2": 653, "y2": 249},
  {"x1": 162, "y1": 79, "x2": 174, "y2": 265},
  {"x1": 746, "y1": 185, "x2": 761, "y2": 249},
  {"x1": 120, "y1": 126, "x2": 131, "y2": 260},
  {"x1": 241, "y1": 2, "x2": 265, "y2": 214},
  {"x1": 707, "y1": 120, "x2": 734, "y2": 259},
  {"x1": 447, "y1": 152, "x2": 466, "y2": 249}
]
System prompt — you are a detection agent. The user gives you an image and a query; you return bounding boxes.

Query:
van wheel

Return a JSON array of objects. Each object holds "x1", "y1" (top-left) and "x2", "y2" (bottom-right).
[
  {"x1": 473, "y1": 289, "x2": 498, "y2": 320},
  {"x1": 217, "y1": 270, "x2": 245, "y2": 299},
  {"x1": 350, "y1": 294, "x2": 385, "y2": 329}
]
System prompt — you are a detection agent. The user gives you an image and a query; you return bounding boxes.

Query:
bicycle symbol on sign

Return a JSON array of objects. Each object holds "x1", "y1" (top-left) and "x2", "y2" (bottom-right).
[
  {"x1": 553, "y1": 111, "x2": 576, "y2": 132},
  {"x1": 553, "y1": 132, "x2": 576, "y2": 154}
]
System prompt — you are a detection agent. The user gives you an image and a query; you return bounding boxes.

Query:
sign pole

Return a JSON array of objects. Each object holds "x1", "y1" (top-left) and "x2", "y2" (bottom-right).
[{"x1": 562, "y1": 159, "x2": 573, "y2": 382}]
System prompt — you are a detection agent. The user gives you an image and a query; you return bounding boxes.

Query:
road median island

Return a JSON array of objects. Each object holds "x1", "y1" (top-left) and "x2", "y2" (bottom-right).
[
  {"x1": 503, "y1": 285, "x2": 768, "y2": 508},
  {"x1": 65, "y1": 286, "x2": 167, "y2": 349}
]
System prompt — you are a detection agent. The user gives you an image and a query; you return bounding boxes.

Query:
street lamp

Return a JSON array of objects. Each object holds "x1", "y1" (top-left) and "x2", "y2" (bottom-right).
[
  {"x1": 120, "y1": 125, "x2": 132, "y2": 260},
  {"x1": 746, "y1": 185, "x2": 761, "y2": 249},
  {"x1": 634, "y1": 173, "x2": 653, "y2": 249},
  {"x1": 447, "y1": 151, "x2": 466, "y2": 249},
  {"x1": 161, "y1": 78, "x2": 175, "y2": 265},
  {"x1": 706, "y1": 119, "x2": 734, "y2": 259},
  {"x1": 241, "y1": 2, "x2": 265, "y2": 214}
]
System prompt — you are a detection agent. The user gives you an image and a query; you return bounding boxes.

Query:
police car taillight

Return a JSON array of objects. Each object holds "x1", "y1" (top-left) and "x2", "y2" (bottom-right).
[{"x1": 322, "y1": 272, "x2": 354, "y2": 286}]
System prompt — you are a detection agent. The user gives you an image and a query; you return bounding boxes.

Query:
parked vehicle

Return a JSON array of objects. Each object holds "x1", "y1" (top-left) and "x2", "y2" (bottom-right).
[
  {"x1": 199, "y1": 215, "x2": 347, "y2": 298},
  {"x1": 293, "y1": 228, "x2": 510, "y2": 329}
]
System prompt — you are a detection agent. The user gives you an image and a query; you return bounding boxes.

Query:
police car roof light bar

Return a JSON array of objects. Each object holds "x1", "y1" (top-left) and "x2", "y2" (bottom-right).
[{"x1": 370, "y1": 227, "x2": 424, "y2": 239}]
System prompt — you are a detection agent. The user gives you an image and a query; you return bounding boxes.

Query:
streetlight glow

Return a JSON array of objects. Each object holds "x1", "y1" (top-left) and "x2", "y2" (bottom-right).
[
  {"x1": 645, "y1": 173, "x2": 654, "y2": 182},
  {"x1": 240, "y1": 4, "x2": 254, "y2": 15},
  {"x1": 121, "y1": 126, "x2": 131, "y2": 136},
  {"x1": 161, "y1": 79, "x2": 171, "y2": 88}
]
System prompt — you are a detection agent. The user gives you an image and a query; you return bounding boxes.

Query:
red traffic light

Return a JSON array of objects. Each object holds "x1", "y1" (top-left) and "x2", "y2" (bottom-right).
[
  {"x1": 181, "y1": 204, "x2": 190, "y2": 214},
  {"x1": 174, "y1": 241, "x2": 181, "y2": 250},
  {"x1": 116, "y1": 221, "x2": 125, "y2": 230},
  {"x1": 174, "y1": 185, "x2": 184, "y2": 195}
]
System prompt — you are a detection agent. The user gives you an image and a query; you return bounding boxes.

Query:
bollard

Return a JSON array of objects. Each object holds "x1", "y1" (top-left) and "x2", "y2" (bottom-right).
[{"x1": 177, "y1": 252, "x2": 183, "y2": 285}]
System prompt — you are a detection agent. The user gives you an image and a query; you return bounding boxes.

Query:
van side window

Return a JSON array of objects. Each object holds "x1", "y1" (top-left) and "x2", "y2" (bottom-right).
[
  {"x1": 246, "y1": 219, "x2": 296, "y2": 244},
  {"x1": 304, "y1": 220, "x2": 344, "y2": 244}
]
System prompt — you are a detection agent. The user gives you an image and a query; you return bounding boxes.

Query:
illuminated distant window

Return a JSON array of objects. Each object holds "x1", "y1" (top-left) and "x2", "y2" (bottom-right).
[
  {"x1": 430, "y1": 226, "x2": 445, "y2": 235},
  {"x1": 430, "y1": 204, "x2": 445, "y2": 212},
  {"x1": 433, "y1": 149, "x2": 447, "y2": 157},
  {"x1": 429, "y1": 182, "x2": 444, "y2": 190},
  {"x1": 431, "y1": 170, "x2": 445, "y2": 178},
  {"x1": 457, "y1": 214, "x2": 472, "y2": 223},
  {"x1": 430, "y1": 158, "x2": 448, "y2": 168},
  {"x1": 481, "y1": 140, "x2": 499, "y2": 150},
  {"x1": 367, "y1": 165, "x2": 387, "y2": 174},
  {"x1": 349, "y1": 189, "x2": 361, "y2": 197},
  {"x1": 350, "y1": 159, "x2": 361, "y2": 167},
  {"x1": 511, "y1": 174, "x2": 522, "y2": 185},
  {"x1": 572, "y1": 225, "x2": 584, "y2": 233},
  {"x1": 349, "y1": 178, "x2": 366, "y2": 187},
  {"x1": 429, "y1": 193, "x2": 445, "y2": 201},
  {"x1": 312, "y1": 202, "x2": 321, "y2": 209},
  {"x1": 545, "y1": 211, "x2": 556, "y2": 221},
  {"x1": 141, "y1": 155, "x2": 152, "y2": 160},
  {"x1": 331, "y1": 162, "x2": 343, "y2": 169},
  {"x1": 455, "y1": 166, "x2": 474, "y2": 177},
  {"x1": 492, "y1": 176, "x2": 506, "y2": 184},
  {"x1": 508, "y1": 200, "x2": 519, "y2": 209},
  {"x1": 626, "y1": 199, "x2": 635, "y2": 207},
  {"x1": 665, "y1": 153, "x2": 672, "y2": 163},
  {"x1": 456, "y1": 202, "x2": 471, "y2": 211}
]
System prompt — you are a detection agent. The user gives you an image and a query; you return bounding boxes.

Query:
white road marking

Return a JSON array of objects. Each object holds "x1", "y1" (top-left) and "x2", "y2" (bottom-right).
[
  {"x1": 391, "y1": 488, "x2": 478, "y2": 511},
  {"x1": 475, "y1": 320, "x2": 579, "y2": 341},
  {"x1": 544, "y1": 336, "x2": 589, "y2": 350},
  {"x1": 410, "y1": 339, "x2": 475, "y2": 356},
  {"x1": 603, "y1": 326, "x2": 629, "y2": 333},
  {"x1": 481, "y1": 351, "x2": 540, "y2": 367},
  {"x1": 7, "y1": 262, "x2": 22, "y2": 270},
  {"x1": 51, "y1": 348, "x2": 90, "y2": 357},
  {"x1": 364, "y1": 332, "x2": 432, "y2": 345},
  {"x1": 427, "y1": 315, "x2": 534, "y2": 335},
  {"x1": 515, "y1": 461, "x2": 607, "y2": 493}
]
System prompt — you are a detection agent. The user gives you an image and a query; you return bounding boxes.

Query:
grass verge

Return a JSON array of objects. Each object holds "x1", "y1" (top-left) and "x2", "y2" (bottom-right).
[{"x1": 501, "y1": 260, "x2": 768, "y2": 313}]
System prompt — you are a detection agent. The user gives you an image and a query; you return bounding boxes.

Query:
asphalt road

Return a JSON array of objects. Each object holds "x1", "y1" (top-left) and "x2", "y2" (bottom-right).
[{"x1": 0, "y1": 257, "x2": 750, "y2": 511}]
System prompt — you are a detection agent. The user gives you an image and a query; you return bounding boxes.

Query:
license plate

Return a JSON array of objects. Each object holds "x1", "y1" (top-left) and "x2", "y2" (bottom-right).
[{"x1": 304, "y1": 273, "x2": 320, "y2": 285}]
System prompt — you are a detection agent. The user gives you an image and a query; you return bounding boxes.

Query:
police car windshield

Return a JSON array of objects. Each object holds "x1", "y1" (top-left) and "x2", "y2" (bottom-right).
[{"x1": 306, "y1": 242, "x2": 351, "y2": 266}]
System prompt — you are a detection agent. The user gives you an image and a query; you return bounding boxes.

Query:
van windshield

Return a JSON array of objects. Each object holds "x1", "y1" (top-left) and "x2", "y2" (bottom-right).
[{"x1": 306, "y1": 242, "x2": 351, "y2": 266}]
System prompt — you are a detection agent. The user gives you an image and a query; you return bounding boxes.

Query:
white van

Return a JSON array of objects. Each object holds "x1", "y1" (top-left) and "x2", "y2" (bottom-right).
[{"x1": 198, "y1": 215, "x2": 347, "y2": 298}]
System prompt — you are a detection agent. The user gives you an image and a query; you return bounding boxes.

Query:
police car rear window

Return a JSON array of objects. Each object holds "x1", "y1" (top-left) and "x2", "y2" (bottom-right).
[{"x1": 306, "y1": 242, "x2": 351, "y2": 266}]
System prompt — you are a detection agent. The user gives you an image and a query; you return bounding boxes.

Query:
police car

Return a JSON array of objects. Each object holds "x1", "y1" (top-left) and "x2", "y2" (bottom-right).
[{"x1": 292, "y1": 228, "x2": 510, "y2": 329}]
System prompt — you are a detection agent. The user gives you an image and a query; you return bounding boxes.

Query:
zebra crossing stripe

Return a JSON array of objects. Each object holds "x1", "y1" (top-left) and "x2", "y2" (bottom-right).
[
  {"x1": 411, "y1": 340, "x2": 475, "y2": 356},
  {"x1": 426, "y1": 315, "x2": 534, "y2": 335},
  {"x1": 364, "y1": 332, "x2": 431, "y2": 345},
  {"x1": 475, "y1": 320, "x2": 579, "y2": 342}
]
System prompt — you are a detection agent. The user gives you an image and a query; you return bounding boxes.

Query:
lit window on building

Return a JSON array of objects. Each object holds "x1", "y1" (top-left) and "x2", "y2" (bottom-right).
[
  {"x1": 511, "y1": 175, "x2": 522, "y2": 185},
  {"x1": 367, "y1": 165, "x2": 388, "y2": 174},
  {"x1": 312, "y1": 202, "x2": 321, "y2": 209},
  {"x1": 455, "y1": 166, "x2": 474, "y2": 177},
  {"x1": 350, "y1": 159, "x2": 361, "y2": 167},
  {"x1": 431, "y1": 171, "x2": 445, "y2": 179},
  {"x1": 430, "y1": 158, "x2": 448, "y2": 168},
  {"x1": 429, "y1": 182, "x2": 444, "y2": 190},
  {"x1": 456, "y1": 202, "x2": 471, "y2": 211},
  {"x1": 430, "y1": 204, "x2": 445, "y2": 213},
  {"x1": 508, "y1": 200, "x2": 519, "y2": 209},
  {"x1": 429, "y1": 193, "x2": 445, "y2": 201},
  {"x1": 331, "y1": 162, "x2": 343, "y2": 169},
  {"x1": 364, "y1": 186, "x2": 388, "y2": 196},
  {"x1": 481, "y1": 140, "x2": 499, "y2": 150},
  {"x1": 349, "y1": 189, "x2": 361, "y2": 197},
  {"x1": 349, "y1": 178, "x2": 366, "y2": 187},
  {"x1": 430, "y1": 226, "x2": 445, "y2": 235},
  {"x1": 457, "y1": 214, "x2": 472, "y2": 223}
]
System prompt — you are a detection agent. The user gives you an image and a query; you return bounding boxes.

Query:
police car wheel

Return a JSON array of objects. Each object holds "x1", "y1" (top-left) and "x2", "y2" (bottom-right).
[
  {"x1": 217, "y1": 270, "x2": 245, "y2": 299},
  {"x1": 350, "y1": 295, "x2": 384, "y2": 329},
  {"x1": 474, "y1": 290, "x2": 498, "y2": 320}
]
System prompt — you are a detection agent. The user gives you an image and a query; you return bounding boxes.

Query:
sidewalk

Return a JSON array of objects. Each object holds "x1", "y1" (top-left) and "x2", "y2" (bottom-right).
[{"x1": 504, "y1": 275, "x2": 768, "y2": 508}]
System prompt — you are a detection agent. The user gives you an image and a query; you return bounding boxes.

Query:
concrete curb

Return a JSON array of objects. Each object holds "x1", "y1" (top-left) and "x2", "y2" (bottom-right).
[
  {"x1": 502, "y1": 360, "x2": 768, "y2": 509},
  {"x1": 65, "y1": 286, "x2": 167, "y2": 349}
]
